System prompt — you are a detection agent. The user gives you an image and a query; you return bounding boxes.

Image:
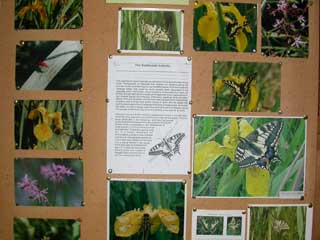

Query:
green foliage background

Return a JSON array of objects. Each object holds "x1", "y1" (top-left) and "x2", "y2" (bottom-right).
[
  {"x1": 15, "y1": 100, "x2": 83, "y2": 150},
  {"x1": 249, "y1": 206, "x2": 307, "y2": 240},
  {"x1": 120, "y1": 10, "x2": 182, "y2": 51},
  {"x1": 14, "y1": 218, "x2": 80, "y2": 240},
  {"x1": 15, "y1": 0, "x2": 83, "y2": 29},
  {"x1": 109, "y1": 180, "x2": 185, "y2": 240},
  {"x1": 193, "y1": 116, "x2": 306, "y2": 197},
  {"x1": 193, "y1": 3, "x2": 257, "y2": 52},
  {"x1": 15, "y1": 158, "x2": 83, "y2": 206},
  {"x1": 212, "y1": 61, "x2": 281, "y2": 112}
]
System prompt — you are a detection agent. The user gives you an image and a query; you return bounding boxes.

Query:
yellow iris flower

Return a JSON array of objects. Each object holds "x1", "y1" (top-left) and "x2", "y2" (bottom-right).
[
  {"x1": 18, "y1": 0, "x2": 47, "y2": 24},
  {"x1": 28, "y1": 104, "x2": 63, "y2": 142},
  {"x1": 194, "y1": 118, "x2": 270, "y2": 196},
  {"x1": 114, "y1": 204, "x2": 179, "y2": 237},
  {"x1": 195, "y1": 2, "x2": 252, "y2": 52}
]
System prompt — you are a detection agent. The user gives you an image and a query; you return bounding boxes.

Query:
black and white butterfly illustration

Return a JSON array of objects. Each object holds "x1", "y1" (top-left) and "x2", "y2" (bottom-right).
[
  {"x1": 148, "y1": 132, "x2": 185, "y2": 160},
  {"x1": 223, "y1": 72, "x2": 257, "y2": 100},
  {"x1": 235, "y1": 120, "x2": 284, "y2": 171}
]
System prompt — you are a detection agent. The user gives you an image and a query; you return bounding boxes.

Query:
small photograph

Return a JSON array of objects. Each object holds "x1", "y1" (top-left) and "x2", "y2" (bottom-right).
[
  {"x1": 118, "y1": 8, "x2": 183, "y2": 53},
  {"x1": 212, "y1": 61, "x2": 281, "y2": 112},
  {"x1": 15, "y1": 158, "x2": 83, "y2": 207},
  {"x1": 192, "y1": 115, "x2": 306, "y2": 198},
  {"x1": 108, "y1": 179, "x2": 185, "y2": 240},
  {"x1": 262, "y1": 0, "x2": 309, "y2": 58},
  {"x1": 192, "y1": 210, "x2": 245, "y2": 240},
  {"x1": 16, "y1": 41, "x2": 83, "y2": 91},
  {"x1": 14, "y1": 218, "x2": 80, "y2": 240},
  {"x1": 107, "y1": 0, "x2": 188, "y2": 4},
  {"x1": 194, "y1": 1, "x2": 257, "y2": 52},
  {"x1": 196, "y1": 216, "x2": 223, "y2": 235},
  {"x1": 15, "y1": 100, "x2": 83, "y2": 150},
  {"x1": 15, "y1": 0, "x2": 83, "y2": 30},
  {"x1": 248, "y1": 204, "x2": 313, "y2": 240},
  {"x1": 226, "y1": 217, "x2": 242, "y2": 236}
]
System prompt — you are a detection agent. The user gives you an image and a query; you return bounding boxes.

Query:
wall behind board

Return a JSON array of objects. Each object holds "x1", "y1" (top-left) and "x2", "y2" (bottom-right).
[{"x1": 0, "y1": 0, "x2": 319, "y2": 239}]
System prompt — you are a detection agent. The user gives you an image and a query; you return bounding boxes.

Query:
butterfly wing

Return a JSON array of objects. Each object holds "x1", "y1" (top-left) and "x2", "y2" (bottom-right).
[
  {"x1": 167, "y1": 133, "x2": 185, "y2": 154},
  {"x1": 223, "y1": 80, "x2": 244, "y2": 99},
  {"x1": 235, "y1": 120, "x2": 283, "y2": 169},
  {"x1": 114, "y1": 210, "x2": 144, "y2": 237},
  {"x1": 148, "y1": 140, "x2": 168, "y2": 156}
]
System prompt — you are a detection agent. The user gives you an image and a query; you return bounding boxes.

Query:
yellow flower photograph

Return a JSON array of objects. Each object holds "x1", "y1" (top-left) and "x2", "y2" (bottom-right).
[
  {"x1": 193, "y1": 115, "x2": 306, "y2": 198},
  {"x1": 15, "y1": 100, "x2": 83, "y2": 150},
  {"x1": 109, "y1": 180, "x2": 185, "y2": 240},
  {"x1": 194, "y1": 1, "x2": 257, "y2": 52},
  {"x1": 212, "y1": 61, "x2": 281, "y2": 112}
]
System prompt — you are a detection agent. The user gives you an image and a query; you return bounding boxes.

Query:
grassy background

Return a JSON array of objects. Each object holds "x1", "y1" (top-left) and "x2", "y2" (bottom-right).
[
  {"x1": 193, "y1": 116, "x2": 305, "y2": 197},
  {"x1": 15, "y1": 0, "x2": 83, "y2": 29},
  {"x1": 249, "y1": 206, "x2": 306, "y2": 240},
  {"x1": 14, "y1": 218, "x2": 80, "y2": 240},
  {"x1": 15, "y1": 158, "x2": 83, "y2": 207},
  {"x1": 194, "y1": 3, "x2": 257, "y2": 52},
  {"x1": 120, "y1": 9, "x2": 182, "y2": 51},
  {"x1": 14, "y1": 100, "x2": 83, "y2": 150},
  {"x1": 109, "y1": 180, "x2": 185, "y2": 240},
  {"x1": 212, "y1": 61, "x2": 281, "y2": 112}
]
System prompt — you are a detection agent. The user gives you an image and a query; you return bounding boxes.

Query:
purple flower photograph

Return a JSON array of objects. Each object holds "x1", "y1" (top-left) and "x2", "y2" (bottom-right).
[
  {"x1": 262, "y1": 0, "x2": 309, "y2": 58},
  {"x1": 15, "y1": 158, "x2": 83, "y2": 207}
]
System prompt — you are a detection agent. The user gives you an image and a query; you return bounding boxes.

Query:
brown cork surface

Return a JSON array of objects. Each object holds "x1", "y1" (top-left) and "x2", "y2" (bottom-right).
[{"x1": 0, "y1": 0, "x2": 319, "y2": 239}]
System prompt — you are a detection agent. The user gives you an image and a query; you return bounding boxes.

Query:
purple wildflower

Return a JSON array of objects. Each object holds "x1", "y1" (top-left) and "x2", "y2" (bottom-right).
[
  {"x1": 17, "y1": 174, "x2": 48, "y2": 204},
  {"x1": 40, "y1": 163, "x2": 75, "y2": 183},
  {"x1": 277, "y1": 0, "x2": 288, "y2": 13},
  {"x1": 273, "y1": 18, "x2": 284, "y2": 28},
  {"x1": 291, "y1": 35, "x2": 304, "y2": 48}
]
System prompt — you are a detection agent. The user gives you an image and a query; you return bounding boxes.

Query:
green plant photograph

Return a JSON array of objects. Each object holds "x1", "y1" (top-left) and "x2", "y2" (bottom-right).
[
  {"x1": 15, "y1": 158, "x2": 83, "y2": 206},
  {"x1": 249, "y1": 205, "x2": 309, "y2": 240},
  {"x1": 194, "y1": 1, "x2": 257, "y2": 52},
  {"x1": 212, "y1": 61, "x2": 281, "y2": 112},
  {"x1": 226, "y1": 216, "x2": 242, "y2": 236},
  {"x1": 196, "y1": 216, "x2": 223, "y2": 235},
  {"x1": 193, "y1": 115, "x2": 306, "y2": 197},
  {"x1": 16, "y1": 41, "x2": 83, "y2": 90},
  {"x1": 109, "y1": 180, "x2": 185, "y2": 240},
  {"x1": 15, "y1": 100, "x2": 83, "y2": 150},
  {"x1": 262, "y1": 0, "x2": 309, "y2": 58},
  {"x1": 15, "y1": 0, "x2": 83, "y2": 30},
  {"x1": 14, "y1": 218, "x2": 80, "y2": 240},
  {"x1": 119, "y1": 8, "x2": 182, "y2": 52}
]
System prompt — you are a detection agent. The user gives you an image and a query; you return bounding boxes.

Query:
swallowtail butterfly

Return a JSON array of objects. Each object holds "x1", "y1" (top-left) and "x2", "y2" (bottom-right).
[
  {"x1": 149, "y1": 132, "x2": 185, "y2": 160},
  {"x1": 227, "y1": 21, "x2": 250, "y2": 39},
  {"x1": 223, "y1": 72, "x2": 257, "y2": 100},
  {"x1": 235, "y1": 120, "x2": 283, "y2": 171}
]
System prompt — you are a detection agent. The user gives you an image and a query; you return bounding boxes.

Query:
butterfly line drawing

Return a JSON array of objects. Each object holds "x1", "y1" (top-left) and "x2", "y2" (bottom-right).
[
  {"x1": 223, "y1": 72, "x2": 257, "y2": 100},
  {"x1": 235, "y1": 120, "x2": 284, "y2": 171},
  {"x1": 148, "y1": 132, "x2": 185, "y2": 160}
]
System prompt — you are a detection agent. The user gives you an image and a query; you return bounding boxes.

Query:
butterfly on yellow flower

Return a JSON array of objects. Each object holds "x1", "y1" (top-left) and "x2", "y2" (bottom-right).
[{"x1": 114, "y1": 204, "x2": 179, "y2": 238}]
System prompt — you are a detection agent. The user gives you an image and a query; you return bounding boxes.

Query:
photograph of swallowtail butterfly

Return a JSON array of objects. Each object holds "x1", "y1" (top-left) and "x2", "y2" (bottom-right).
[
  {"x1": 262, "y1": 0, "x2": 309, "y2": 58},
  {"x1": 16, "y1": 41, "x2": 83, "y2": 91},
  {"x1": 15, "y1": 0, "x2": 83, "y2": 30},
  {"x1": 192, "y1": 115, "x2": 306, "y2": 198},
  {"x1": 15, "y1": 158, "x2": 83, "y2": 207},
  {"x1": 108, "y1": 179, "x2": 185, "y2": 240},
  {"x1": 192, "y1": 210, "x2": 245, "y2": 239},
  {"x1": 118, "y1": 8, "x2": 183, "y2": 53},
  {"x1": 212, "y1": 61, "x2": 281, "y2": 112},
  {"x1": 193, "y1": 2, "x2": 257, "y2": 52},
  {"x1": 14, "y1": 218, "x2": 80, "y2": 240},
  {"x1": 15, "y1": 100, "x2": 83, "y2": 150},
  {"x1": 248, "y1": 204, "x2": 313, "y2": 240}
]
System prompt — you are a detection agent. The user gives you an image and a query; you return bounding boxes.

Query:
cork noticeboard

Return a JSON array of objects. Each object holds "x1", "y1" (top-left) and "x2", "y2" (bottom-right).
[{"x1": 0, "y1": 0, "x2": 319, "y2": 239}]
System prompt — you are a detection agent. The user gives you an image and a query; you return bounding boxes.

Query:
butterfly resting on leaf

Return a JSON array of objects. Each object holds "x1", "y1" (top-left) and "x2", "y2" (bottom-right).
[{"x1": 235, "y1": 120, "x2": 283, "y2": 171}]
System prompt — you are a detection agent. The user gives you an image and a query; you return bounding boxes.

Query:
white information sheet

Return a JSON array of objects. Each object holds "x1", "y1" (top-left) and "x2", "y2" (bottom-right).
[{"x1": 107, "y1": 56, "x2": 192, "y2": 174}]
